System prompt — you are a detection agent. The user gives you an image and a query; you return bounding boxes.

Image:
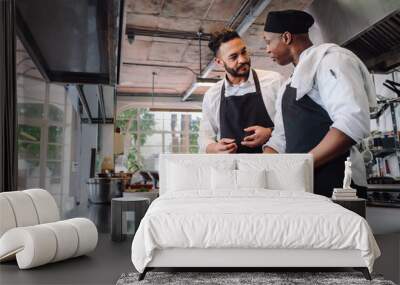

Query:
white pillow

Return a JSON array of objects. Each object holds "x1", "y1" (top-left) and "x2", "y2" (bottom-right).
[
  {"x1": 211, "y1": 169, "x2": 267, "y2": 191},
  {"x1": 236, "y1": 169, "x2": 267, "y2": 189},
  {"x1": 167, "y1": 162, "x2": 205, "y2": 191},
  {"x1": 265, "y1": 163, "x2": 307, "y2": 191},
  {"x1": 211, "y1": 168, "x2": 236, "y2": 190},
  {"x1": 167, "y1": 160, "x2": 235, "y2": 192},
  {"x1": 237, "y1": 159, "x2": 308, "y2": 192}
]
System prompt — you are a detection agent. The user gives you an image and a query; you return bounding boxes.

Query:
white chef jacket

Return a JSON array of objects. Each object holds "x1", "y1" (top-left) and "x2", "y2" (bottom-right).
[
  {"x1": 264, "y1": 44, "x2": 376, "y2": 186},
  {"x1": 198, "y1": 69, "x2": 284, "y2": 153}
]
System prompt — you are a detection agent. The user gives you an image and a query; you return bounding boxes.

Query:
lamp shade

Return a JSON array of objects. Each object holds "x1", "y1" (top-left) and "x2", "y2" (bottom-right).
[{"x1": 114, "y1": 132, "x2": 125, "y2": 155}]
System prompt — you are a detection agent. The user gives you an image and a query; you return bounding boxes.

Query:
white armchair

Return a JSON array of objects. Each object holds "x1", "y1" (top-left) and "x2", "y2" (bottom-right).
[{"x1": 0, "y1": 189, "x2": 98, "y2": 269}]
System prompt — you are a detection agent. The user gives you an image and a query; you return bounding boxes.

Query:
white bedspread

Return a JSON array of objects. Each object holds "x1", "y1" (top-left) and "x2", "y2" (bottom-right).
[{"x1": 131, "y1": 190, "x2": 380, "y2": 273}]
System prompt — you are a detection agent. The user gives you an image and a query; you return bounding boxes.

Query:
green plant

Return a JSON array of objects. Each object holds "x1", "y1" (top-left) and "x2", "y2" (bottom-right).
[
  {"x1": 136, "y1": 188, "x2": 150, "y2": 192},
  {"x1": 189, "y1": 116, "x2": 200, "y2": 153},
  {"x1": 116, "y1": 108, "x2": 156, "y2": 171},
  {"x1": 126, "y1": 146, "x2": 142, "y2": 172}
]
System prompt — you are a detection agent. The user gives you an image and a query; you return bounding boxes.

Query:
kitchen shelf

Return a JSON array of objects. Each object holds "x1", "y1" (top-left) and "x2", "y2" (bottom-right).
[
  {"x1": 367, "y1": 201, "x2": 400, "y2": 208},
  {"x1": 367, "y1": 184, "x2": 400, "y2": 191},
  {"x1": 371, "y1": 148, "x2": 399, "y2": 157}
]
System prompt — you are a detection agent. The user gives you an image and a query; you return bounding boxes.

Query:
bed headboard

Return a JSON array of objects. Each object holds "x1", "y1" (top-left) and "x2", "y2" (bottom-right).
[{"x1": 158, "y1": 154, "x2": 314, "y2": 196}]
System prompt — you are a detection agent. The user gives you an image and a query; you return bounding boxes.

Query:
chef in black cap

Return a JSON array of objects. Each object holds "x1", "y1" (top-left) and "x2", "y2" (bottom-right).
[{"x1": 262, "y1": 10, "x2": 377, "y2": 197}]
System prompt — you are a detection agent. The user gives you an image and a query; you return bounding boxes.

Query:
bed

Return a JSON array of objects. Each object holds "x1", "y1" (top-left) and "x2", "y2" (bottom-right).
[{"x1": 131, "y1": 154, "x2": 380, "y2": 280}]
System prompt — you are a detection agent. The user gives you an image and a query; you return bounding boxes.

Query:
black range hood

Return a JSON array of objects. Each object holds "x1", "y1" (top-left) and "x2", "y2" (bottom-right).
[{"x1": 16, "y1": 0, "x2": 122, "y2": 84}]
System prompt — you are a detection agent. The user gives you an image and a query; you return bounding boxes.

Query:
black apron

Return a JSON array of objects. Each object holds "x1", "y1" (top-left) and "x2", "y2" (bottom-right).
[
  {"x1": 219, "y1": 70, "x2": 274, "y2": 153},
  {"x1": 281, "y1": 84, "x2": 349, "y2": 197}
]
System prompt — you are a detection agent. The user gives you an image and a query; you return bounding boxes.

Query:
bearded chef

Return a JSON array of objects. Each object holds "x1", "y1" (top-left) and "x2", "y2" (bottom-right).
[
  {"x1": 199, "y1": 28, "x2": 284, "y2": 154},
  {"x1": 262, "y1": 10, "x2": 376, "y2": 197}
]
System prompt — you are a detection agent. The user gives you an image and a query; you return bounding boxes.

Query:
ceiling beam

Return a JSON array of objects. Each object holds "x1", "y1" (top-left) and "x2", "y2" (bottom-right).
[
  {"x1": 76, "y1": 85, "x2": 93, "y2": 124},
  {"x1": 149, "y1": 107, "x2": 202, "y2": 112},
  {"x1": 117, "y1": 0, "x2": 127, "y2": 84},
  {"x1": 117, "y1": 92, "x2": 203, "y2": 101},
  {"x1": 117, "y1": 92, "x2": 183, "y2": 98},
  {"x1": 123, "y1": 62, "x2": 198, "y2": 75},
  {"x1": 97, "y1": 85, "x2": 106, "y2": 124}
]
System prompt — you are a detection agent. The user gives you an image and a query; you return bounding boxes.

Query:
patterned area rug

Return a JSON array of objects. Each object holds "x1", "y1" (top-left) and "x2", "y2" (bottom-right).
[{"x1": 116, "y1": 271, "x2": 396, "y2": 285}]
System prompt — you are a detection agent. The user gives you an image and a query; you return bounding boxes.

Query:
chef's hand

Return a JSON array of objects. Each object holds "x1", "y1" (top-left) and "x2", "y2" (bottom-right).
[
  {"x1": 241, "y1": 126, "x2": 273, "y2": 148},
  {"x1": 206, "y1": 138, "x2": 238, "y2": 154}
]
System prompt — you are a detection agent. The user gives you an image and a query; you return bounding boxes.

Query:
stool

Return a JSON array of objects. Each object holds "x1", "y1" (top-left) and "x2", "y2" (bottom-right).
[{"x1": 111, "y1": 197, "x2": 150, "y2": 242}]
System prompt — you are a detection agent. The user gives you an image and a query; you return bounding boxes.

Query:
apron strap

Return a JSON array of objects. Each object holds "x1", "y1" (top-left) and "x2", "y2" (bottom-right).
[
  {"x1": 252, "y1": 69, "x2": 262, "y2": 96},
  {"x1": 220, "y1": 69, "x2": 261, "y2": 99}
]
